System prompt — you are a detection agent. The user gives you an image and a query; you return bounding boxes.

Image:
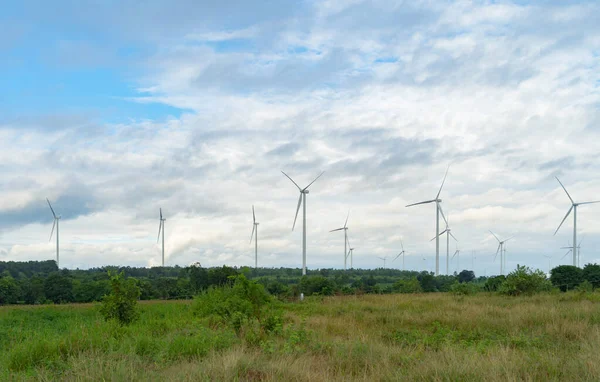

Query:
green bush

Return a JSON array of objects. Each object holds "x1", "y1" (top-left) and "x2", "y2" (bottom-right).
[
  {"x1": 582, "y1": 264, "x2": 600, "y2": 289},
  {"x1": 193, "y1": 275, "x2": 281, "y2": 335},
  {"x1": 498, "y1": 265, "x2": 551, "y2": 296},
  {"x1": 299, "y1": 276, "x2": 336, "y2": 296},
  {"x1": 484, "y1": 275, "x2": 506, "y2": 292},
  {"x1": 393, "y1": 278, "x2": 422, "y2": 293},
  {"x1": 450, "y1": 282, "x2": 480, "y2": 296},
  {"x1": 550, "y1": 265, "x2": 583, "y2": 292},
  {"x1": 99, "y1": 271, "x2": 141, "y2": 325}
]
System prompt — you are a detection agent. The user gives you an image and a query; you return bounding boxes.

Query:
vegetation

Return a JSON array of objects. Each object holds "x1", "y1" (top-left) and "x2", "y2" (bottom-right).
[
  {"x1": 2, "y1": 291, "x2": 600, "y2": 380},
  {"x1": 100, "y1": 271, "x2": 141, "y2": 325}
]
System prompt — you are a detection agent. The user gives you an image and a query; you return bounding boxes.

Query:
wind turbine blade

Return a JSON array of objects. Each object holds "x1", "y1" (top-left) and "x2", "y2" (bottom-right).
[
  {"x1": 292, "y1": 193, "x2": 302, "y2": 231},
  {"x1": 281, "y1": 171, "x2": 301, "y2": 191},
  {"x1": 450, "y1": 232, "x2": 458, "y2": 242},
  {"x1": 250, "y1": 224, "x2": 255, "y2": 244},
  {"x1": 561, "y1": 250, "x2": 572, "y2": 260},
  {"x1": 438, "y1": 204, "x2": 448, "y2": 226},
  {"x1": 494, "y1": 244, "x2": 501, "y2": 261},
  {"x1": 578, "y1": 201, "x2": 600, "y2": 205},
  {"x1": 160, "y1": 208, "x2": 163, "y2": 220},
  {"x1": 430, "y1": 229, "x2": 447, "y2": 241},
  {"x1": 452, "y1": 250, "x2": 458, "y2": 259},
  {"x1": 393, "y1": 253, "x2": 401, "y2": 261},
  {"x1": 157, "y1": 221, "x2": 162, "y2": 243},
  {"x1": 400, "y1": 239, "x2": 404, "y2": 252},
  {"x1": 578, "y1": 235, "x2": 585, "y2": 247},
  {"x1": 405, "y1": 199, "x2": 436, "y2": 207},
  {"x1": 344, "y1": 210, "x2": 349, "y2": 228},
  {"x1": 329, "y1": 227, "x2": 344, "y2": 232},
  {"x1": 46, "y1": 198, "x2": 57, "y2": 218},
  {"x1": 303, "y1": 171, "x2": 325, "y2": 191},
  {"x1": 436, "y1": 165, "x2": 450, "y2": 199},
  {"x1": 555, "y1": 177, "x2": 574, "y2": 204},
  {"x1": 49, "y1": 219, "x2": 56, "y2": 241},
  {"x1": 504, "y1": 235, "x2": 515, "y2": 242},
  {"x1": 489, "y1": 230, "x2": 501, "y2": 243},
  {"x1": 252, "y1": 205, "x2": 256, "y2": 224},
  {"x1": 554, "y1": 205, "x2": 574, "y2": 235}
]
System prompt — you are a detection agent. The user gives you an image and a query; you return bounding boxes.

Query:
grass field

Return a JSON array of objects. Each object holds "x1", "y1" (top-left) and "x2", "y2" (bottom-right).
[{"x1": 2, "y1": 293, "x2": 600, "y2": 381}]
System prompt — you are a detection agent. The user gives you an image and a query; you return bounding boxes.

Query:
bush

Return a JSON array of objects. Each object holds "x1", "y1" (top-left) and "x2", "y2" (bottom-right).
[
  {"x1": 299, "y1": 276, "x2": 336, "y2": 296},
  {"x1": 550, "y1": 265, "x2": 583, "y2": 292},
  {"x1": 498, "y1": 265, "x2": 551, "y2": 296},
  {"x1": 457, "y1": 270, "x2": 476, "y2": 283},
  {"x1": 484, "y1": 275, "x2": 506, "y2": 292},
  {"x1": 450, "y1": 282, "x2": 480, "y2": 296},
  {"x1": 100, "y1": 271, "x2": 141, "y2": 325},
  {"x1": 393, "y1": 278, "x2": 422, "y2": 293},
  {"x1": 193, "y1": 275, "x2": 281, "y2": 335},
  {"x1": 582, "y1": 264, "x2": 600, "y2": 289}
]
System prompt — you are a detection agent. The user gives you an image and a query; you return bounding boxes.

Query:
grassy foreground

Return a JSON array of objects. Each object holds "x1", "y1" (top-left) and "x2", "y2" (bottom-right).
[{"x1": 2, "y1": 293, "x2": 600, "y2": 381}]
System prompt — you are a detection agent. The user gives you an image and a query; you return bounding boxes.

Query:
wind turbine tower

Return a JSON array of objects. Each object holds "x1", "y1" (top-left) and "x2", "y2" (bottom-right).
[
  {"x1": 554, "y1": 177, "x2": 599, "y2": 267},
  {"x1": 46, "y1": 198, "x2": 61, "y2": 268},
  {"x1": 250, "y1": 205, "x2": 259, "y2": 268},
  {"x1": 490, "y1": 231, "x2": 513, "y2": 275},
  {"x1": 282, "y1": 171, "x2": 324, "y2": 276},
  {"x1": 406, "y1": 166, "x2": 450, "y2": 276},
  {"x1": 378, "y1": 256, "x2": 388, "y2": 269},
  {"x1": 430, "y1": 208, "x2": 457, "y2": 275},
  {"x1": 330, "y1": 211, "x2": 350, "y2": 270},
  {"x1": 157, "y1": 208, "x2": 166, "y2": 267},
  {"x1": 393, "y1": 239, "x2": 406, "y2": 271}
]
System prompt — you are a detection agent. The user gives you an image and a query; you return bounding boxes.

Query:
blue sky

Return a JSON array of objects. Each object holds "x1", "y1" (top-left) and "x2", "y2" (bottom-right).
[{"x1": 0, "y1": 0, "x2": 599, "y2": 275}]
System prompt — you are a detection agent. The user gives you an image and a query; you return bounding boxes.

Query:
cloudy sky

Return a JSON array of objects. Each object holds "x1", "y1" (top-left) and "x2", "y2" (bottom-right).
[{"x1": 1, "y1": 0, "x2": 599, "y2": 275}]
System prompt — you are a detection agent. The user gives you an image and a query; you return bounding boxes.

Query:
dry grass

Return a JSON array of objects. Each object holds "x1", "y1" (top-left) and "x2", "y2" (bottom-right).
[{"x1": 2, "y1": 293, "x2": 600, "y2": 381}]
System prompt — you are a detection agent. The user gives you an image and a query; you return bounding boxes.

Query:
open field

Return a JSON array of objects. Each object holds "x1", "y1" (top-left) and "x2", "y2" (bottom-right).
[{"x1": 2, "y1": 293, "x2": 600, "y2": 381}]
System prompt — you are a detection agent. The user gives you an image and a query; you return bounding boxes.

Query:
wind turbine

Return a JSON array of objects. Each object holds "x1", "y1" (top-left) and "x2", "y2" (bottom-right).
[
  {"x1": 157, "y1": 208, "x2": 166, "y2": 267},
  {"x1": 250, "y1": 205, "x2": 259, "y2": 268},
  {"x1": 490, "y1": 231, "x2": 513, "y2": 275},
  {"x1": 330, "y1": 211, "x2": 350, "y2": 270},
  {"x1": 378, "y1": 256, "x2": 388, "y2": 269},
  {"x1": 543, "y1": 255, "x2": 552, "y2": 274},
  {"x1": 393, "y1": 239, "x2": 406, "y2": 271},
  {"x1": 282, "y1": 171, "x2": 324, "y2": 276},
  {"x1": 346, "y1": 235, "x2": 354, "y2": 269},
  {"x1": 452, "y1": 246, "x2": 460, "y2": 273},
  {"x1": 561, "y1": 236, "x2": 583, "y2": 267},
  {"x1": 406, "y1": 166, "x2": 449, "y2": 276},
  {"x1": 430, "y1": 208, "x2": 457, "y2": 275},
  {"x1": 46, "y1": 198, "x2": 61, "y2": 268},
  {"x1": 554, "y1": 177, "x2": 600, "y2": 267}
]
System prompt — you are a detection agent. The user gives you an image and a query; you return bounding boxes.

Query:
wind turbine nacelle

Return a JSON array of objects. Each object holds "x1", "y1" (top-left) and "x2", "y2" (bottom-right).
[{"x1": 304, "y1": 190, "x2": 310, "y2": 194}]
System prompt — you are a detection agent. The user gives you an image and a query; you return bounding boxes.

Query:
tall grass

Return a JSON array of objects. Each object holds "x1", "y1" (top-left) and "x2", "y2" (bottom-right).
[{"x1": 2, "y1": 293, "x2": 600, "y2": 380}]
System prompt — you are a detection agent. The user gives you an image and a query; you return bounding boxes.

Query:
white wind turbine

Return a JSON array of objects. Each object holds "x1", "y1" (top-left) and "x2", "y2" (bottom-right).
[
  {"x1": 46, "y1": 198, "x2": 61, "y2": 268},
  {"x1": 157, "y1": 208, "x2": 166, "y2": 267},
  {"x1": 393, "y1": 239, "x2": 406, "y2": 271},
  {"x1": 452, "y1": 246, "x2": 460, "y2": 273},
  {"x1": 554, "y1": 177, "x2": 600, "y2": 267},
  {"x1": 282, "y1": 171, "x2": 325, "y2": 276},
  {"x1": 346, "y1": 235, "x2": 354, "y2": 269},
  {"x1": 490, "y1": 231, "x2": 513, "y2": 275},
  {"x1": 330, "y1": 211, "x2": 350, "y2": 270},
  {"x1": 378, "y1": 256, "x2": 388, "y2": 269},
  {"x1": 406, "y1": 166, "x2": 450, "y2": 276},
  {"x1": 561, "y1": 236, "x2": 583, "y2": 267},
  {"x1": 430, "y1": 209, "x2": 457, "y2": 275},
  {"x1": 543, "y1": 255, "x2": 552, "y2": 274},
  {"x1": 250, "y1": 205, "x2": 259, "y2": 268}
]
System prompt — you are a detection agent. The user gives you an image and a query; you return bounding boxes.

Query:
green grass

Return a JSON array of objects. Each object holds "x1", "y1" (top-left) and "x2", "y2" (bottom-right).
[{"x1": 2, "y1": 293, "x2": 600, "y2": 381}]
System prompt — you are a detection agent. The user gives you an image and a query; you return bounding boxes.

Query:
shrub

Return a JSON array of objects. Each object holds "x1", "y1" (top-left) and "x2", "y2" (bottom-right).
[
  {"x1": 450, "y1": 282, "x2": 480, "y2": 296},
  {"x1": 393, "y1": 278, "x2": 422, "y2": 293},
  {"x1": 99, "y1": 271, "x2": 141, "y2": 325},
  {"x1": 498, "y1": 265, "x2": 551, "y2": 296},
  {"x1": 576, "y1": 280, "x2": 593, "y2": 293},
  {"x1": 582, "y1": 264, "x2": 600, "y2": 289},
  {"x1": 299, "y1": 276, "x2": 336, "y2": 296},
  {"x1": 484, "y1": 275, "x2": 506, "y2": 292},
  {"x1": 550, "y1": 265, "x2": 583, "y2": 292},
  {"x1": 193, "y1": 275, "x2": 281, "y2": 335},
  {"x1": 457, "y1": 270, "x2": 476, "y2": 283}
]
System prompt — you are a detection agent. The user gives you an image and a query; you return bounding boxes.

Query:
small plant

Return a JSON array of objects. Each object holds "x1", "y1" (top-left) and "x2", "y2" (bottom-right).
[
  {"x1": 450, "y1": 281, "x2": 479, "y2": 296},
  {"x1": 99, "y1": 271, "x2": 141, "y2": 325}
]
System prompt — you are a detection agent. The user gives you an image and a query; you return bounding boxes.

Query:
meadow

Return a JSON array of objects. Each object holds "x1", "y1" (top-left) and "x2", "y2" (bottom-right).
[{"x1": 2, "y1": 292, "x2": 600, "y2": 381}]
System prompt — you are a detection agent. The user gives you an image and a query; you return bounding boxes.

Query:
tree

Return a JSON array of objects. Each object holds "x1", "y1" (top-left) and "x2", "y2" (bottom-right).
[
  {"x1": 550, "y1": 265, "x2": 583, "y2": 292},
  {"x1": 393, "y1": 278, "x2": 422, "y2": 293},
  {"x1": 484, "y1": 275, "x2": 505, "y2": 292},
  {"x1": 499, "y1": 265, "x2": 551, "y2": 296},
  {"x1": 0, "y1": 275, "x2": 21, "y2": 304},
  {"x1": 417, "y1": 272, "x2": 437, "y2": 292},
  {"x1": 100, "y1": 271, "x2": 141, "y2": 325},
  {"x1": 299, "y1": 276, "x2": 335, "y2": 296},
  {"x1": 188, "y1": 263, "x2": 209, "y2": 293},
  {"x1": 457, "y1": 270, "x2": 476, "y2": 283},
  {"x1": 44, "y1": 273, "x2": 74, "y2": 303},
  {"x1": 582, "y1": 264, "x2": 600, "y2": 289}
]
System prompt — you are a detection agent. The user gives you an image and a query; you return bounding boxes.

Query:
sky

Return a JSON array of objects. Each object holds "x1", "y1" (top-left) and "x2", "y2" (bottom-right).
[{"x1": 0, "y1": 0, "x2": 599, "y2": 276}]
